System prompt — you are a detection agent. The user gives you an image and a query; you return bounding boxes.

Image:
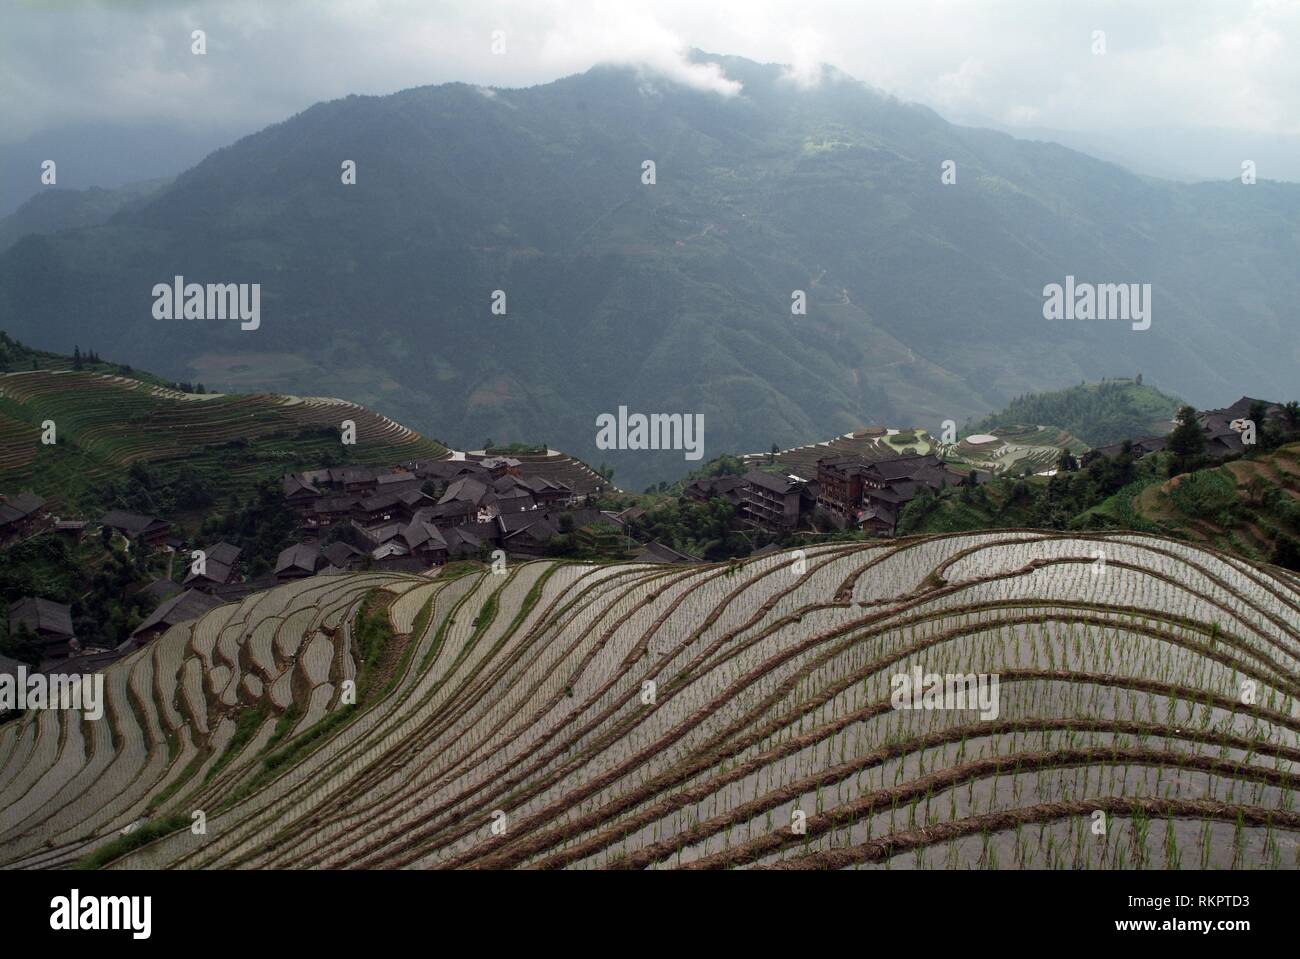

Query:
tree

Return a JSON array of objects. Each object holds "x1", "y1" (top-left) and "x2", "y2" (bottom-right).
[
  {"x1": 72, "y1": 346, "x2": 83, "y2": 370},
  {"x1": 1243, "y1": 400, "x2": 1275, "y2": 451},
  {"x1": 1246, "y1": 475, "x2": 1270, "y2": 508},
  {"x1": 1056, "y1": 449, "x2": 1078, "y2": 472},
  {"x1": 769, "y1": 443, "x2": 779, "y2": 465},
  {"x1": 1166, "y1": 405, "x2": 1205, "y2": 476},
  {"x1": 1, "y1": 621, "x2": 44, "y2": 667},
  {"x1": 1272, "y1": 533, "x2": 1300, "y2": 572}
]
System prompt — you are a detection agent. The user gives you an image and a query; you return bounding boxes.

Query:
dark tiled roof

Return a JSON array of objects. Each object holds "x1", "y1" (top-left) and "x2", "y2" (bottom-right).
[
  {"x1": 743, "y1": 470, "x2": 802, "y2": 494},
  {"x1": 8, "y1": 597, "x2": 74, "y2": 638},
  {"x1": 138, "y1": 578, "x2": 183, "y2": 604},
  {"x1": 495, "y1": 492, "x2": 537, "y2": 513},
  {"x1": 503, "y1": 518, "x2": 558, "y2": 544},
  {"x1": 206, "y1": 542, "x2": 242, "y2": 566},
  {"x1": 861, "y1": 503, "x2": 898, "y2": 524},
  {"x1": 101, "y1": 510, "x2": 168, "y2": 536},
  {"x1": 864, "y1": 454, "x2": 943, "y2": 482},
  {"x1": 0, "y1": 492, "x2": 45, "y2": 525},
  {"x1": 401, "y1": 520, "x2": 447, "y2": 551},
  {"x1": 275, "y1": 543, "x2": 321, "y2": 575},
  {"x1": 183, "y1": 542, "x2": 241, "y2": 586},
  {"x1": 498, "y1": 510, "x2": 547, "y2": 534},
  {"x1": 816, "y1": 454, "x2": 868, "y2": 471},
  {"x1": 360, "y1": 492, "x2": 404, "y2": 512},
  {"x1": 444, "y1": 526, "x2": 485, "y2": 551},
  {"x1": 698, "y1": 475, "x2": 745, "y2": 493},
  {"x1": 634, "y1": 541, "x2": 700, "y2": 564},
  {"x1": 429, "y1": 500, "x2": 474, "y2": 520},
  {"x1": 321, "y1": 541, "x2": 363, "y2": 567},
  {"x1": 418, "y1": 460, "x2": 487, "y2": 480},
  {"x1": 131, "y1": 589, "x2": 223, "y2": 637},
  {"x1": 364, "y1": 522, "x2": 405, "y2": 544},
  {"x1": 439, "y1": 478, "x2": 491, "y2": 506},
  {"x1": 283, "y1": 474, "x2": 321, "y2": 498}
]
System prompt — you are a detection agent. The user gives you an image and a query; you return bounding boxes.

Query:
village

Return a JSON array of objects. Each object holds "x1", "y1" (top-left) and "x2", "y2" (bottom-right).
[{"x1": 0, "y1": 395, "x2": 1288, "y2": 687}]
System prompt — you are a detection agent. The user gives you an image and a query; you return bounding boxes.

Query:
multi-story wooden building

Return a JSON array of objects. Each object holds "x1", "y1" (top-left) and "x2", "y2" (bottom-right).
[{"x1": 741, "y1": 471, "x2": 806, "y2": 529}]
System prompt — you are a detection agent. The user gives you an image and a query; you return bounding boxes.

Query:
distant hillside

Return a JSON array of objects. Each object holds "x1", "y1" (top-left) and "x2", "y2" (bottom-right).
[
  {"x1": 0, "y1": 179, "x2": 169, "y2": 254},
  {"x1": 0, "y1": 338, "x2": 620, "y2": 527},
  {"x1": 969, "y1": 379, "x2": 1182, "y2": 447},
  {"x1": 0, "y1": 352, "x2": 449, "y2": 518},
  {"x1": 2, "y1": 54, "x2": 1298, "y2": 488}
]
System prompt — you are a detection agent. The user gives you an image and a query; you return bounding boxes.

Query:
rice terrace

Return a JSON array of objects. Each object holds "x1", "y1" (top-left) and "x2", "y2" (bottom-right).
[
  {"x1": 2, "y1": 531, "x2": 1297, "y2": 871},
  {"x1": 5, "y1": 2, "x2": 1300, "y2": 940}
]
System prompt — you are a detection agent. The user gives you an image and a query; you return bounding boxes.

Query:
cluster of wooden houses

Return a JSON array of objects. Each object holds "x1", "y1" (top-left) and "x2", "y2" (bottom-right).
[
  {"x1": 686, "y1": 452, "x2": 968, "y2": 535},
  {"x1": 280, "y1": 456, "x2": 616, "y2": 571},
  {"x1": 1081, "y1": 396, "x2": 1285, "y2": 466},
  {"x1": 3, "y1": 395, "x2": 1289, "y2": 682}
]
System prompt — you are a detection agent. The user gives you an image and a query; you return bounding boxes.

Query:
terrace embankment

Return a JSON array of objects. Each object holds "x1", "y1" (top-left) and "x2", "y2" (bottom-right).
[{"x1": 1, "y1": 532, "x2": 1297, "y2": 870}]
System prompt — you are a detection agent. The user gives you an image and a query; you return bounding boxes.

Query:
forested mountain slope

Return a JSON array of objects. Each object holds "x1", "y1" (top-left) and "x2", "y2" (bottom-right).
[{"x1": 1, "y1": 53, "x2": 1296, "y2": 486}]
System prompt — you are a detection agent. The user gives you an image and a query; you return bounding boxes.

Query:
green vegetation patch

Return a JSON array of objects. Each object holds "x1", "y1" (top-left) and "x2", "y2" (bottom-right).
[
  {"x1": 203, "y1": 704, "x2": 269, "y2": 784},
  {"x1": 972, "y1": 380, "x2": 1182, "y2": 447},
  {"x1": 75, "y1": 812, "x2": 191, "y2": 870}
]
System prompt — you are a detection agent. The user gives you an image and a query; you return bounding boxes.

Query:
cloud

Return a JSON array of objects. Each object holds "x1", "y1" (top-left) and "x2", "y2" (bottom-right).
[
  {"x1": 536, "y1": 7, "x2": 742, "y2": 96},
  {"x1": 778, "y1": 28, "x2": 828, "y2": 90},
  {"x1": 2, "y1": 0, "x2": 1300, "y2": 145}
]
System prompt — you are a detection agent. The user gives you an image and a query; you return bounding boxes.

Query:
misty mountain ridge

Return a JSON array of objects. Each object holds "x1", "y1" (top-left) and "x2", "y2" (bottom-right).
[{"x1": 0, "y1": 52, "x2": 1296, "y2": 488}]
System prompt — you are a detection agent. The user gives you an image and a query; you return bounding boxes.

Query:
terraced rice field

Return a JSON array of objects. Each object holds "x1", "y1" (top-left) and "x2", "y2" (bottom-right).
[
  {"x1": 2, "y1": 532, "x2": 1298, "y2": 870},
  {"x1": 743, "y1": 429, "x2": 895, "y2": 479},
  {"x1": 0, "y1": 370, "x2": 448, "y2": 499}
]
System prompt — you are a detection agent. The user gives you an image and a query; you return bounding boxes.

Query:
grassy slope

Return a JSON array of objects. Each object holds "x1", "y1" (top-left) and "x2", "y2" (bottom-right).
[
  {"x1": 910, "y1": 444, "x2": 1300, "y2": 566},
  {"x1": 0, "y1": 337, "x2": 449, "y2": 516},
  {"x1": 969, "y1": 380, "x2": 1183, "y2": 447},
  {"x1": 1093, "y1": 443, "x2": 1300, "y2": 560}
]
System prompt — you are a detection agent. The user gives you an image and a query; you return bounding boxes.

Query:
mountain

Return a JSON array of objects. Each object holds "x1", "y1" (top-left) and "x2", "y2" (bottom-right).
[
  {"x1": 5, "y1": 533, "x2": 1297, "y2": 870},
  {"x1": 0, "y1": 179, "x2": 170, "y2": 254},
  {"x1": 950, "y1": 116, "x2": 1300, "y2": 185},
  {"x1": 0, "y1": 121, "x2": 242, "y2": 217},
  {"x1": 1, "y1": 53, "x2": 1297, "y2": 488}
]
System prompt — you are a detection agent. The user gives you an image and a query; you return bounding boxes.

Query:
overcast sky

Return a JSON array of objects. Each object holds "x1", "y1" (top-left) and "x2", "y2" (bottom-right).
[{"x1": 3, "y1": 0, "x2": 1299, "y2": 143}]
